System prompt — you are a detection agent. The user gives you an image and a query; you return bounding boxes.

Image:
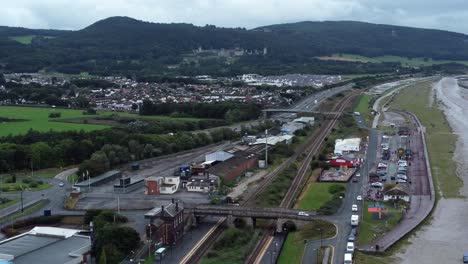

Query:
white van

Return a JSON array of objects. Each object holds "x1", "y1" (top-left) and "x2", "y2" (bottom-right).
[
  {"x1": 346, "y1": 242, "x2": 355, "y2": 253},
  {"x1": 344, "y1": 253, "x2": 353, "y2": 264}
]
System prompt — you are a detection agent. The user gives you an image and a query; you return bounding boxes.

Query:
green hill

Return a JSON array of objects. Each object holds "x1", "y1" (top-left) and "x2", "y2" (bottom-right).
[{"x1": 0, "y1": 17, "x2": 467, "y2": 75}]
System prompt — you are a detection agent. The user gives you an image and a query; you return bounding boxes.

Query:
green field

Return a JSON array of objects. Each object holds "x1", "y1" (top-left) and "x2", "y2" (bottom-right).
[
  {"x1": 0, "y1": 106, "x2": 110, "y2": 136},
  {"x1": 319, "y1": 53, "x2": 468, "y2": 67},
  {"x1": 358, "y1": 201, "x2": 403, "y2": 246},
  {"x1": 389, "y1": 81, "x2": 460, "y2": 197},
  {"x1": 9, "y1": 35, "x2": 35, "y2": 44},
  {"x1": 0, "y1": 106, "x2": 206, "y2": 137},
  {"x1": 297, "y1": 182, "x2": 343, "y2": 211}
]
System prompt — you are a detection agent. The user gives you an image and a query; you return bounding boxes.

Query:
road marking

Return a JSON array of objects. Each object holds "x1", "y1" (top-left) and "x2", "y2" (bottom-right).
[
  {"x1": 329, "y1": 245, "x2": 335, "y2": 264},
  {"x1": 179, "y1": 217, "x2": 225, "y2": 264},
  {"x1": 253, "y1": 236, "x2": 274, "y2": 264}
]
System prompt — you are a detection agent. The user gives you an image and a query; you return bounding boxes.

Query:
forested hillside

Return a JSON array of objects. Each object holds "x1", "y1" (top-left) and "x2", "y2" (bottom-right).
[{"x1": 0, "y1": 17, "x2": 467, "y2": 75}]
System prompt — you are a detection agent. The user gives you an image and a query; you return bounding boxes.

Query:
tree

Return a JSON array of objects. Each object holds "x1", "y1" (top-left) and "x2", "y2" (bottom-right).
[
  {"x1": 142, "y1": 144, "x2": 155, "y2": 159},
  {"x1": 95, "y1": 225, "x2": 140, "y2": 262},
  {"x1": 0, "y1": 73, "x2": 6, "y2": 86},
  {"x1": 29, "y1": 142, "x2": 54, "y2": 169},
  {"x1": 98, "y1": 248, "x2": 107, "y2": 264}
]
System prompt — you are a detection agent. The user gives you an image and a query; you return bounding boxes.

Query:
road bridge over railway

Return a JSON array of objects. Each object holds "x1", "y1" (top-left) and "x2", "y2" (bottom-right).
[
  {"x1": 262, "y1": 108, "x2": 340, "y2": 119},
  {"x1": 185, "y1": 205, "x2": 325, "y2": 232}
]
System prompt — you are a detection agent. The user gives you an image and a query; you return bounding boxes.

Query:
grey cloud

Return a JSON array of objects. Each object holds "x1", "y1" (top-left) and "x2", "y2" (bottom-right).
[{"x1": 1, "y1": 0, "x2": 468, "y2": 34}]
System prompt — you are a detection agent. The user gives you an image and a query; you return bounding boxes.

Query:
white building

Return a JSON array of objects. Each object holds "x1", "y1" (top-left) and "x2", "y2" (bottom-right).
[
  {"x1": 383, "y1": 184, "x2": 411, "y2": 202},
  {"x1": 186, "y1": 180, "x2": 212, "y2": 193},
  {"x1": 253, "y1": 135, "x2": 294, "y2": 146},
  {"x1": 160, "y1": 176, "x2": 180, "y2": 194},
  {"x1": 293, "y1": 117, "x2": 315, "y2": 125},
  {"x1": 0, "y1": 227, "x2": 91, "y2": 264},
  {"x1": 334, "y1": 138, "x2": 362, "y2": 156}
]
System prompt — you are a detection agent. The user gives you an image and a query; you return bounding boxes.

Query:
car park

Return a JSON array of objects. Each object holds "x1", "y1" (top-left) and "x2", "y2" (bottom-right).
[{"x1": 352, "y1": 204, "x2": 358, "y2": 212}]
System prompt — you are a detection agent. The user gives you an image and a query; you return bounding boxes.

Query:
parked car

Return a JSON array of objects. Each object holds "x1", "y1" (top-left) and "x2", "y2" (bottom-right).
[
  {"x1": 397, "y1": 175, "x2": 408, "y2": 180},
  {"x1": 298, "y1": 211, "x2": 309, "y2": 216},
  {"x1": 352, "y1": 204, "x2": 358, "y2": 212},
  {"x1": 350, "y1": 228, "x2": 358, "y2": 236},
  {"x1": 396, "y1": 179, "x2": 407, "y2": 183},
  {"x1": 348, "y1": 233, "x2": 356, "y2": 242},
  {"x1": 398, "y1": 166, "x2": 407, "y2": 171},
  {"x1": 371, "y1": 182, "x2": 383, "y2": 188},
  {"x1": 381, "y1": 177, "x2": 387, "y2": 182},
  {"x1": 391, "y1": 176, "x2": 396, "y2": 181},
  {"x1": 59, "y1": 182, "x2": 64, "y2": 187},
  {"x1": 463, "y1": 253, "x2": 468, "y2": 263}
]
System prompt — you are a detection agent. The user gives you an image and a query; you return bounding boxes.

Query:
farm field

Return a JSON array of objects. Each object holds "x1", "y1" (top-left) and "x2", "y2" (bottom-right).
[
  {"x1": 9, "y1": 35, "x2": 34, "y2": 44},
  {"x1": 318, "y1": 54, "x2": 468, "y2": 67},
  {"x1": 0, "y1": 106, "x2": 207, "y2": 137},
  {"x1": 0, "y1": 106, "x2": 110, "y2": 136}
]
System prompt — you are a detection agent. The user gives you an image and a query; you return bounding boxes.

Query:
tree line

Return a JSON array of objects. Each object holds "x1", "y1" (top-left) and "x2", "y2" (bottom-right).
[
  {"x1": 0, "y1": 121, "x2": 274, "y2": 177},
  {"x1": 139, "y1": 101, "x2": 261, "y2": 122}
]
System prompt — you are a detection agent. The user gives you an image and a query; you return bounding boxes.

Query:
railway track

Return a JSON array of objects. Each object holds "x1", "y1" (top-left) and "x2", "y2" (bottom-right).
[
  {"x1": 181, "y1": 90, "x2": 361, "y2": 264},
  {"x1": 246, "y1": 90, "x2": 361, "y2": 264}
]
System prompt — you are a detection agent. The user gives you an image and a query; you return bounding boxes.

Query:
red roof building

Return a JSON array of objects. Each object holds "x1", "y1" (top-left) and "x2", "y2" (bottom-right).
[{"x1": 328, "y1": 157, "x2": 359, "y2": 168}]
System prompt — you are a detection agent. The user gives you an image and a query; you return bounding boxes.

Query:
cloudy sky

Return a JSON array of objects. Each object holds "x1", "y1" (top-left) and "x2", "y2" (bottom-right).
[{"x1": 2, "y1": 0, "x2": 468, "y2": 34}]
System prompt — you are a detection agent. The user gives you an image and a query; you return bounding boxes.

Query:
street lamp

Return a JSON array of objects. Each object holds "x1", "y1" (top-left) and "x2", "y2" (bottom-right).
[
  {"x1": 20, "y1": 185, "x2": 24, "y2": 212},
  {"x1": 317, "y1": 228, "x2": 323, "y2": 249}
]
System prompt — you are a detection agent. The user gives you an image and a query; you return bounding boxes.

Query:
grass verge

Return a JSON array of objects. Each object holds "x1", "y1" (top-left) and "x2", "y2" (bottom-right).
[
  {"x1": 389, "y1": 81, "x2": 460, "y2": 197},
  {"x1": 358, "y1": 201, "x2": 404, "y2": 245},
  {"x1": 0, "y1": 198, "x2": 20, "y2": 210},
  {"x1": 278, "y1": 220, "x2": 336, "y2": 264},
  {"x1": 297, "y1": 182, "x2": 345, "y2": 211},
  {"x1": 0, "y1": 200, "x2": 49, "y2": 225},
  {"x1": 201, "y1": 228, "x2": 260, "y2": 264}
]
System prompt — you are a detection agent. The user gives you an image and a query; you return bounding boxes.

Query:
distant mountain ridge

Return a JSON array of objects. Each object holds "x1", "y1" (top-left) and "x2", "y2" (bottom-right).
[{"x1": 0, "y1": 16, "x2": 467, "y2": 75}]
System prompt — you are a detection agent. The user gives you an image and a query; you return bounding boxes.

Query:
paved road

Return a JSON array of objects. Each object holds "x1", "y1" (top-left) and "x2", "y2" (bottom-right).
[{"x1": 54, "y1": 168, "x2": 78, "y2": 182}]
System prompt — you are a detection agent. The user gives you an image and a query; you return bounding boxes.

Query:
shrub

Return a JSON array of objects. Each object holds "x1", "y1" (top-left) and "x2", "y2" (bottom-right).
[
  {"x1": 328, "y1": 184, "x2": 346, "y2": 194},
  {"x1": 29, "y1": 182, "x2": 38, "y2": 188},
  {"x1": 22, "y1": 178, "x2": 32, "y2": 184},
  {"x1": 48, "y1": 112, "x2": 61, "y2": 118}
]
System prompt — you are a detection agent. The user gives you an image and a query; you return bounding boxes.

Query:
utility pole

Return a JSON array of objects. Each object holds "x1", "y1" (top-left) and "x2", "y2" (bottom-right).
[
  {"x1": 87, "y1": 170, "x2": 90, "y2": 192},
  {"x1": 148, "y1": 224, "x2": 152, "y2": 259},
  {"x1": 20, "y1": 186, "x2": 24, "y2": 212},
  {"x1": 117, "y1": 195, "x2": 120, "y2": 214},
  {"x1": 265, "y1": 129, "x2": 268, "y2": 168}
]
